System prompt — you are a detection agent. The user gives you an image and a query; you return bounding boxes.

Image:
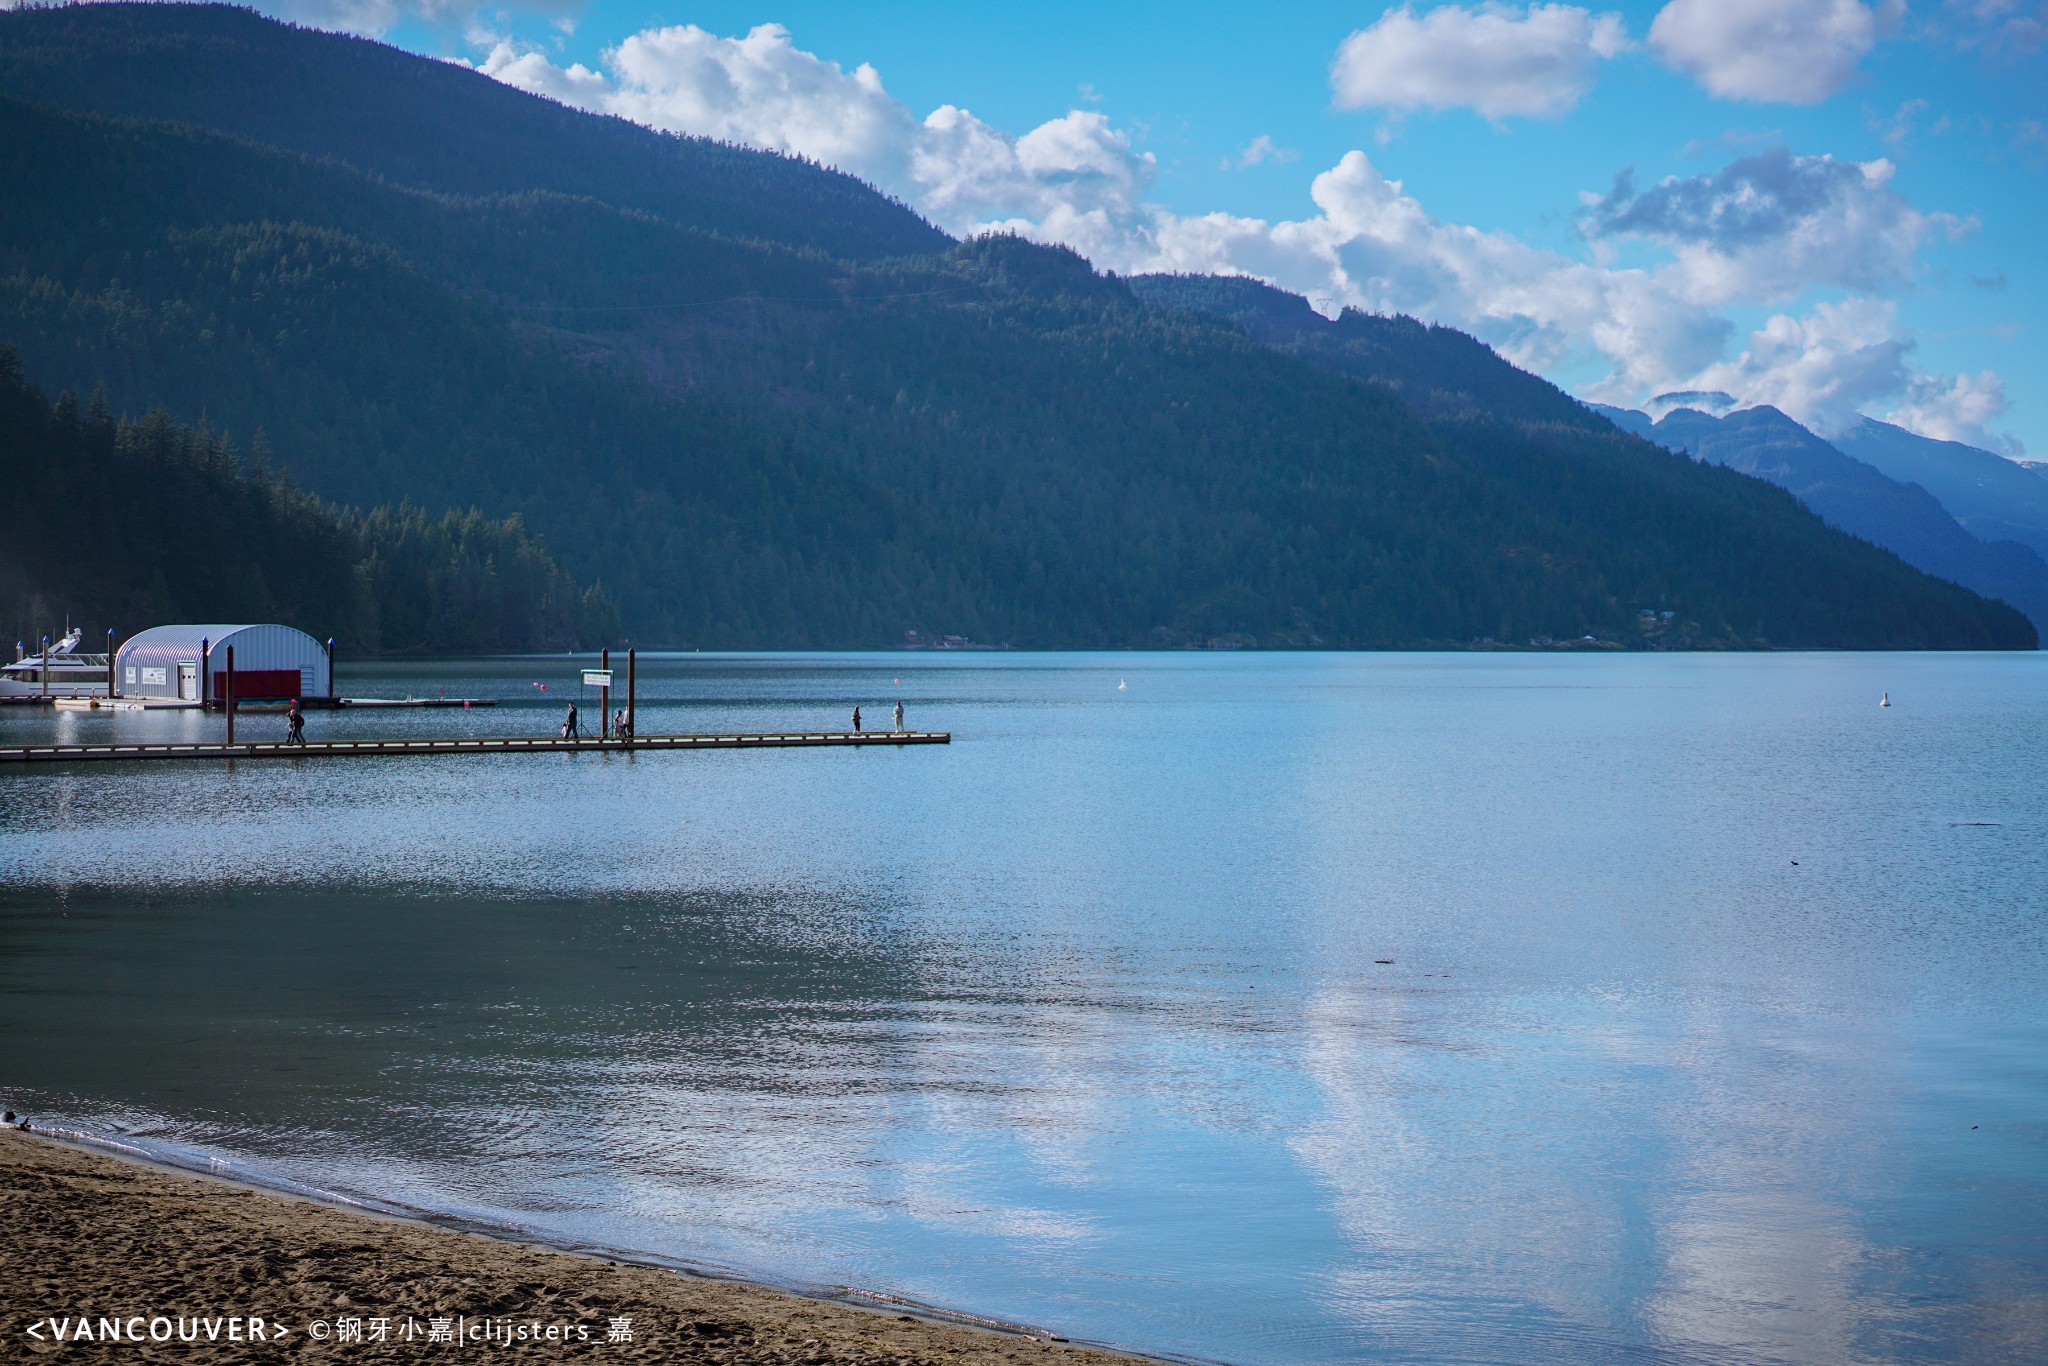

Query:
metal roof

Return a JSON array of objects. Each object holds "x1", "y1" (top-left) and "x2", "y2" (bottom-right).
[{"x1": 116, "y1": 624, "x2": 265, "y2": 655}]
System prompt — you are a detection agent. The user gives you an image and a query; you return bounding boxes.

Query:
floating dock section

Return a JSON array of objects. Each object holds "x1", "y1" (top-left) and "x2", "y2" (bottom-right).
[{"x1": 0, "y1": 730, "x2": 949, "y2": 766}]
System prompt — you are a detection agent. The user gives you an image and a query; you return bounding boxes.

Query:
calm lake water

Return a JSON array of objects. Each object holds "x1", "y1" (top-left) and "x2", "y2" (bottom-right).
[{"x1": 2, "y1": 652, "x2": 2045, "y2": 1365}]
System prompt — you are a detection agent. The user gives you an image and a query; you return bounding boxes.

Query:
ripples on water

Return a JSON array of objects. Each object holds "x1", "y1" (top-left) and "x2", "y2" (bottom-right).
[{"x1": 3, "y1": 652, "x2": 2045, "y2": 1364}]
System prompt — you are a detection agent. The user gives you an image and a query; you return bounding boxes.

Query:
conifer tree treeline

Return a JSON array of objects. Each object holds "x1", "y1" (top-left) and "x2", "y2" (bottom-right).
[{"x1": 0, "y1": 346, "x2": 615, "y2": 652}]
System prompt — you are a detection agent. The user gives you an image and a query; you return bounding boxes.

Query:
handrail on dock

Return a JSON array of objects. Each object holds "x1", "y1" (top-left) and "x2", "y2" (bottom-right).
[{"x1": 0, "y1": 731, "x2": 950, "y2": 765}]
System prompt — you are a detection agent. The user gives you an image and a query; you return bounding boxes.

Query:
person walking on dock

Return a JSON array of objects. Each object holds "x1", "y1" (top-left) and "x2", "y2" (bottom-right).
[
  {"x1": 562, "y1": 701, "x2": 580, "y2": 740},
  {"x1": 894, "y1": 700, "x2": 905, "y2": 731},
  {"x1": 852, "y1": 705, "x2": 862, "y2": 733},
  {"x1": 286, "y1": 699, "x2": 306, "y2": 746}
]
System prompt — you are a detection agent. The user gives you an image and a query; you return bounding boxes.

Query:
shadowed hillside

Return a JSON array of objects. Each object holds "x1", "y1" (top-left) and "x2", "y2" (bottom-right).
[{"x1": 0, "y1": 2, "x2": 946, "y2": 263}]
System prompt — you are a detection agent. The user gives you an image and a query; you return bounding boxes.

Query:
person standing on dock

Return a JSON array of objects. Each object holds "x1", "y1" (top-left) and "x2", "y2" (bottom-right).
[
  {"x1": 286, "y1": 699, "x2": 306, "y2": 746},
  {"x1": 852, "y1": 705, "x2": 862, "y2": 733},
  {"x1": 894, "y1": 700, "x2": 904, "y2": 731},
  {"x1": 562, "y1": 701, "x2": 580, "y2": 740}
]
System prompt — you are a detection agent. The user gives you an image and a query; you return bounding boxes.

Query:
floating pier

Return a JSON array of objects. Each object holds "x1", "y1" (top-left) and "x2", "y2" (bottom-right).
[{"x1": 0, "y1": 730, "x2": 950, "y2": 766}]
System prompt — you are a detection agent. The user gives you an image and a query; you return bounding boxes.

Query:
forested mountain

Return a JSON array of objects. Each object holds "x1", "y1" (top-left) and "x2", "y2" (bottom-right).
[
  {"x1": 0, "y1": 2, "x2": 943, "y2": 263},
  {"x1": 0, "y1": 5, "x2": 2034, "y2": 651},
  {"x1": 0, "y1": 347, "x2": 614, "y2": 653},
  {"x1": 1590, "y1": 402, "x2": 2048, "y2": 637}
]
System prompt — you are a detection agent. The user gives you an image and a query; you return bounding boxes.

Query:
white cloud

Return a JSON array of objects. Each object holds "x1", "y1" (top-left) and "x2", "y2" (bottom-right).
[
  {"x1": 1648, "y1": 0, "x2": 1901, "y2": 104},
  {"x1": 1887, "y1": 370, "x2": 2024, "y2": 454},
  {"x1": 1331, "y1": 3, "x2": 1631, "y2": 120},
  {"x1": 480, "y1": 24, "x2": 1156, "y2": 241},
  {"x1": 476, "y1": 40, "x2": 608, "y2": 105},
  {"x1": 475, "y1": 21, "x2": 2016, "y2": 453},
  {"x1": 1579, "y1": 149, "x2": 1975, "y2": 305},
  {"x1": 1228, "y1": 135, "x2": 1300, "y2": 170},
  {"x1": 1685, "y1": 299, "x2": 1913, "y2": 434},
  {"x1": 597, "y1": 24, "x2": 913, "y2": 176}
]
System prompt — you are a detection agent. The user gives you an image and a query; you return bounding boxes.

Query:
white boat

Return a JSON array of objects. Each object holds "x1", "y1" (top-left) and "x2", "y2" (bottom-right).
[{"x1": 0, "y1": 629, "x2": 112, "y2": 699}]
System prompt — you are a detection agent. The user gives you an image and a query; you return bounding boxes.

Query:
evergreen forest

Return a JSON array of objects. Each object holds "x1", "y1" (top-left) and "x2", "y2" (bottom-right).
[{"x1": 0, "y1": 347, "x2": 615, "y2": 653}]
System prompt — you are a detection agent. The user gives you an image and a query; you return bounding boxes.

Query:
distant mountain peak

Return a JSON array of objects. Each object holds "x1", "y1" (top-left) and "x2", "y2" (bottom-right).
[{"x1": 1646, "y1": 390, "x2": 1738, "y2": 419}]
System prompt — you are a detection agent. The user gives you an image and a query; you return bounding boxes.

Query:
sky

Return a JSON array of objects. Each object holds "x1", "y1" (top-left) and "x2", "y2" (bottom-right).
[{"x1": 178, "y1": 1, "x2": 2048, "y2": 455}]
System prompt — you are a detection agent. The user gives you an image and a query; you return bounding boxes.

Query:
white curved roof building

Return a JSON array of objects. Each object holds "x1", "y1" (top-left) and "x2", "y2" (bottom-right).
[{"x1": 115, "y1": 624, "x2": 331, "y2": 702}]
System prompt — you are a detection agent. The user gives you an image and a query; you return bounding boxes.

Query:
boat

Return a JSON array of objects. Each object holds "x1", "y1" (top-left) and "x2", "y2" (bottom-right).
[{"x1": 0, "y1": 629, "x2": 112, "y2": 699}]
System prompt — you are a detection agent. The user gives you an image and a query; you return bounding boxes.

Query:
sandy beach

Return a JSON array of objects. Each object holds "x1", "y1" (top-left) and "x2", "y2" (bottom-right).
[{"x1": 0, "y1": 1130, "x2": 1146, "y2": 1364}]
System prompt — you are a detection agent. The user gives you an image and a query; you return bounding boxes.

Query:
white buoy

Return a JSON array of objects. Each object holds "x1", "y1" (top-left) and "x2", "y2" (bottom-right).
[
  {"x1": 1881, "y1": 692, "x2": 1890, "y2": 707},
  {"x1": 1118, "y1": 678, "x2": 1127, "y2": 691}
]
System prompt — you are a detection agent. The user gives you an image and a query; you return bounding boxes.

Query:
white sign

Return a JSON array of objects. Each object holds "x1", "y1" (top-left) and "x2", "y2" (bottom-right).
[
  {"x1": 125, "y1": 666, "x2": 137, "y2": 685},
  {"x1": 582, "y1": 670, "x2": 614, "y2": 687},
  {"x1": 140, "y1": 667, "x2": 166, "y2": 685}
]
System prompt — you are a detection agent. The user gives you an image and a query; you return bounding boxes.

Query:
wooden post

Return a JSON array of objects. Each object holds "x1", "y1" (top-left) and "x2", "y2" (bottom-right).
[
  {"x1": 40, "y1": 634, "x2": 48, "y2": 698},
  {"x1": 225, "y1": 645, "x2": 236, "y2": 745},
  {"x1": 627, "y1": 648, "x2": 636, "y2": 746},
  {"x1": 107, "y1": 628, "x2": 116, "y2": 697},
  {"x1": 326, "y1": 637, "x2": 336, "y2": 703},
  {"x1": 600, "y1": 647, "x2": 610, "y2": 740},
  {"x1": 200, "y1": 638, "x2": 210, "y2": 710}
]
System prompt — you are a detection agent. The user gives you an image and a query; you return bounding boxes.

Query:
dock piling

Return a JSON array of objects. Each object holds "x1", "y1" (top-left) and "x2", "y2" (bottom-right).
[{"x1": 224, "y1": 645, "x2": 236, "y2": 745}]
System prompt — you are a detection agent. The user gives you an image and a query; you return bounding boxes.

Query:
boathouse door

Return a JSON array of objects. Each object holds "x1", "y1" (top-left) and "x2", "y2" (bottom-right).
[{"x1": 178, "y1": 660, "x2": 197, "y2": 701}]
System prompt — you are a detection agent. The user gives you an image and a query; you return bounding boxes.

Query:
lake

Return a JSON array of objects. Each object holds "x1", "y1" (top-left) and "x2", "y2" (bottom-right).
[{"x1": 3, "y1": 651, "x2": 2044, "y2": 1365}]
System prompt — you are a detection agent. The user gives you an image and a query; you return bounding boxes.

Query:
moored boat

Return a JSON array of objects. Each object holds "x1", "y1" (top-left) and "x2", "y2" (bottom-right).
[{"x1": 1, "y1": 629, "x2": 112, "y2": 699}]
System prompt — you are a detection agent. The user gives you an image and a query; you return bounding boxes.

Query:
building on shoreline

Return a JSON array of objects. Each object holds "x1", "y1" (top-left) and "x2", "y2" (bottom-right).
[{"x1": 115, "y1": 624, "x2": 331, "y2": 704}]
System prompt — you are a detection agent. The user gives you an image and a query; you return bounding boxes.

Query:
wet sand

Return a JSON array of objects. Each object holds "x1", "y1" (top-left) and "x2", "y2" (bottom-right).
[{"x1": 0, "y1": 1130, "x2": 1148, "y2": 1363}]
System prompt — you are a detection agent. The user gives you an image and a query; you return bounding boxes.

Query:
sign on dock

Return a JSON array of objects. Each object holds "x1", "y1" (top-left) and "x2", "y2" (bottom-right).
[{"x1": 581, "y1": 670, "x2": 614, "y2": 687}]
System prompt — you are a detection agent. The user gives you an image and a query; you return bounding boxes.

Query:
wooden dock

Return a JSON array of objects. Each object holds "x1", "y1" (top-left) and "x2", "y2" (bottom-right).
[{"x1": 0, "y1": 730, "x2": 950, "y2": 766}]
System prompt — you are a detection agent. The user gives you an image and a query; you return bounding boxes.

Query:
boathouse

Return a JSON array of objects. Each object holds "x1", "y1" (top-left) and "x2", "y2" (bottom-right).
[{"x1": 115, "y1": 624, "x2": 331, "y2": 703}]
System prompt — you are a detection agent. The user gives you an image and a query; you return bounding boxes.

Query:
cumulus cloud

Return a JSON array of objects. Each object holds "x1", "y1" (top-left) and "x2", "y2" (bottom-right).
[
  {"x1": 595, "y1": 24, "x2": 914, "y2": 175},
  {"x1": 1887, "y1": 370, "x2": 2024, "y2": 454},
  {"x1": 1579, "y1": 149, "x2": 1974, "y2": 304},
  {"x1": 1685, "y1": 299, "x2": 1912, "y2": 433},
  {"x1": 1648, "y1": 0, "x2": 1900, "y2": 104},
  {"x1": 481, "y1": 24, "x2": 1156, "y2": 239},
  {"x1": 1330, "y1": 3, "x2": 1631, "y2": 119},
  {"x1": 476, "y1": 41, "x2": 608, "y2": 105}
]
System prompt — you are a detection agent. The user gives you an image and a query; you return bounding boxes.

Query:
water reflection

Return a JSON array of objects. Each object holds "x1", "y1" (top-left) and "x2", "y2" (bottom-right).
[{"x1": 3, "y1": 652, "x2": 2046, "y2": 1364}]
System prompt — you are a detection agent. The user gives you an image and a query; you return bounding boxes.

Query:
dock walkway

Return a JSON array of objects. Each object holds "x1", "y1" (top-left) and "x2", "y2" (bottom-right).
[{"x1": 0, "y1": 730, "x2": 949, "y2": 766}]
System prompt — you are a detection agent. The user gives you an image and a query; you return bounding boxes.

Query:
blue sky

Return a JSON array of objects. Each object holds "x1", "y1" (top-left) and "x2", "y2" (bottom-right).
[{"x1": 318, "y1": 2, "x2": 2043, "y2": 455}]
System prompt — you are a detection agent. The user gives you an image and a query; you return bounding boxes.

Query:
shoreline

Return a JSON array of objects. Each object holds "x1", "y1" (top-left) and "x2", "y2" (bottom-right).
[{"x1": 0, "y1": 1128, "x2": 1157, "y2": 1363}]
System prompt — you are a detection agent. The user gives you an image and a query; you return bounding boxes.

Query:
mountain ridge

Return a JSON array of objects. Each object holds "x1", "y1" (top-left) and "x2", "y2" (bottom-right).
[{"x1": 0, "y1": 2, "x2": 947, "y2": 263}]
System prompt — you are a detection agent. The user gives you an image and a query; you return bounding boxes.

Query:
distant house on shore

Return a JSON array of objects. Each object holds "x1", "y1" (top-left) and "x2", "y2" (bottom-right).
[{"x1": 115, "y1": 624, "x2": 331, "y2": 703}]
